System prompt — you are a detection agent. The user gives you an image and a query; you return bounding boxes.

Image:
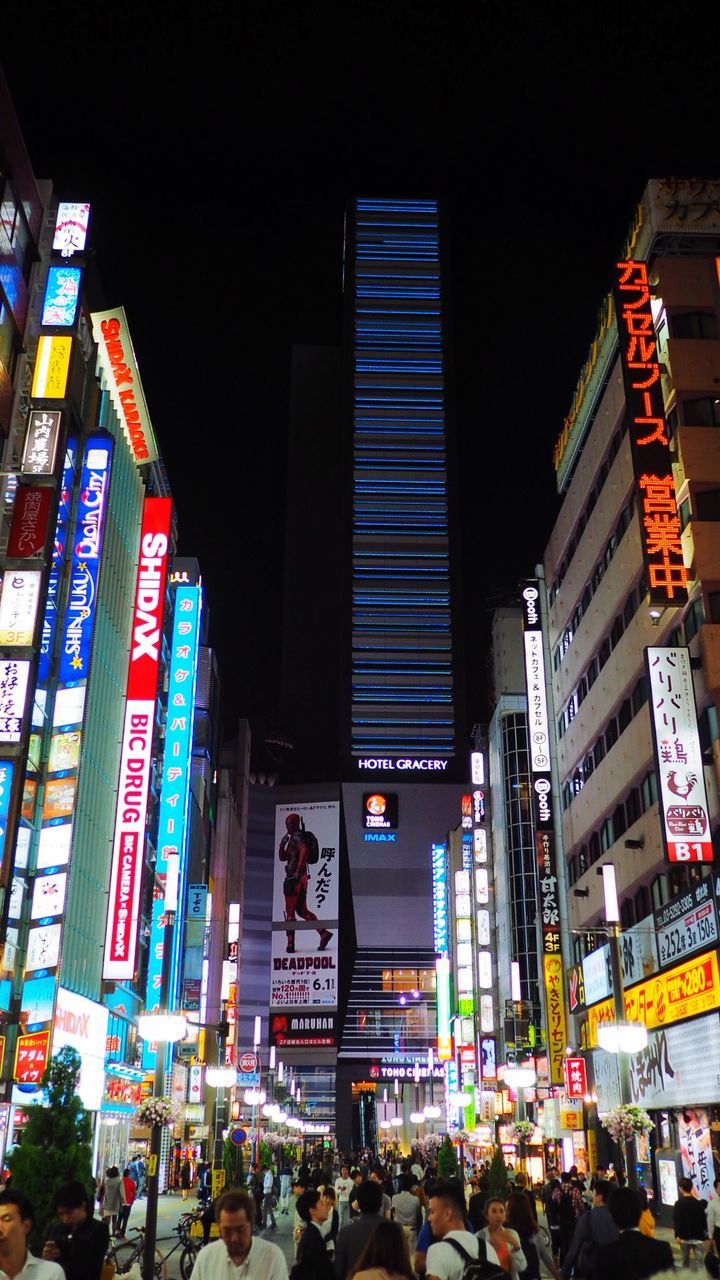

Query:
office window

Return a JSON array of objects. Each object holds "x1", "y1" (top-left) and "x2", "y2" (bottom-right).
[
  {"x1": 671, "y1": 311, "x2": 719, "y2": 340},
  {"x1": 683, "y1": 396, "x2": 720, "y2": 428},
  {"x1": 695, "y1": 489, "x2": 720, "y2": 521},
  {"x1": 685, "y1": 596, "x2": 706, "y2": 642},
  {"x1": 709, "y1": 592, "x2": 720, "y2": 624},
  {"x1": 605, "y1": 718, "x2": 619, "y2": 751},
  {"x1": 601, "y1": 816, "x2": 614, "y2": 852},
  {"x1": 679, "y1": 497, "x2": 692, "y2": 532}
]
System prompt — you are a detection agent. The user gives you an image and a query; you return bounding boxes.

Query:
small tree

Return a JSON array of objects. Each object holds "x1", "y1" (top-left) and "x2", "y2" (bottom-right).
[
  {"x1": 223, "y1": 1135, "x2": 242, "y2": 1189},
  {"x1": 436, "y1": 1133, "x2": 459, "y2": 1180},
  {"x1": 8, "y1": 1047, "x2": 93, "y2": 1248},
  {"x1": 488, "y1": 1145, "x2": 509, "y2": 1199}
]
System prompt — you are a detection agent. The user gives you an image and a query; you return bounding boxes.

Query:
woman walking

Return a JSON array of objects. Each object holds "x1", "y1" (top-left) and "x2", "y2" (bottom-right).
[{"x1": 99, "y1": 1166, "x2": 126, "y2": 1237}]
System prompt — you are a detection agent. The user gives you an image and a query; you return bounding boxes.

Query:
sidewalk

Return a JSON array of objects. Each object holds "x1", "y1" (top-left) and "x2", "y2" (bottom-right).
[{"x1": 124, "y1": 1189, "x2": 297, "y2": 1278}]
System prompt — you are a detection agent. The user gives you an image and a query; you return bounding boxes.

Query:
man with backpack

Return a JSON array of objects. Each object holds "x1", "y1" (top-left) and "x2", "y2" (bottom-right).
[
  {"x1": 425, "y1": 1181, "x2": 506, "y2": 1279},
  {"x1": 552, "y1": 1172, "x2": 585, "y2": 1265},
  {"x1": 561, "y1": 1179, "x2": 618, "y2": 1278},
  {"x1": 279, "y1": 812, "x2": 333, "y2": 953}
]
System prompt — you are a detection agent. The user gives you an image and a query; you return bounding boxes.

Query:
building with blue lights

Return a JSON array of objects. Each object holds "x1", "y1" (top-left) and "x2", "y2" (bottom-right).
[{"x1": 241, "y1": 198, "x2": 467, "y2": 1145}]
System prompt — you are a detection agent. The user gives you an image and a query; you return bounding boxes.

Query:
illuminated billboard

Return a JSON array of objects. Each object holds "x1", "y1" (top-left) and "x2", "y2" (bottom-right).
[
  {"x1": 7, "y1": 486, "x2": 53, "y2": 559},
  {"x1": 362, "y1": 792, "x2": 398, "y2": 830},
  {"x1": 142, "y1": 583, "x2": 202, "y2": 1068},
  {"x1": 646, "y1": 646, "x2": 713, "y2": 862},
  {"x1": 613, "y1": 260, "x2": 688, "y2": 607},
  {"x1": 0, "y1": 661, "x2": 31, "y2": 742},
  {"x1": 58, "y1": 436, "x2": 114, "y2": 683},
  {"x1": 31, "y1": 336, "x2": 72, "y2": 400},
  {"x1": 431, "y1": 842, "x2": 449, "y2": 952},
  {"x1": 22, "y1": 409, "x2": 62, "y2": 477},
  {"x1": 38, "y1": 442, "x2": 77, "y2": 683},
  {"x1": 103, "y1": 497, "x2": 172, "y2": 980},
  {"x1": 41, "y1": 267, "x2": 81, "y2": 328},
  {"x1": 0, "y1": 572, "x2": 42, "y2": 646},
  {"x1": 52, "y1": 203, "x2": 90, "y2": 258},
  {"x1": 91, "y1": 309, "x2": 158, "y2": 465}
]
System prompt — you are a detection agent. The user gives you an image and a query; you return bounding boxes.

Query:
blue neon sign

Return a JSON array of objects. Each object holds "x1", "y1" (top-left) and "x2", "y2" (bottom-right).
[
  {"x1": 0, "y1": 760, "x2": 15, "y2": 869},
  {"x1": 41, "y1": 266, "x2": 82, "y2": 328},
  {"x1": 142, "y1": 583, "x2": 201, "y2": 1069},
  {"x1": 432, "y1": 841, "x2": 449, "y2": 953},
  {"x1": 58, "y1": 436, "x2": 113, "y2": 684},
  {"x1": 39, "y1": 441, "x2": 77, "y2": 683}
]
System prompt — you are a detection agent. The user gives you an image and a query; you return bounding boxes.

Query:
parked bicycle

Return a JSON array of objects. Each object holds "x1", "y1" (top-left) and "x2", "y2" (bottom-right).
[{"x1": 107, "y1": 1209, "x2": 202, "y2": 1279}]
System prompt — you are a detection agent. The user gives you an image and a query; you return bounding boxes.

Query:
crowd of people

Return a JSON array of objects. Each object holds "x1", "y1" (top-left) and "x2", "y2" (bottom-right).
[{"x1": 2, "y1": 1150, "x2": 719, "y2": 1278}]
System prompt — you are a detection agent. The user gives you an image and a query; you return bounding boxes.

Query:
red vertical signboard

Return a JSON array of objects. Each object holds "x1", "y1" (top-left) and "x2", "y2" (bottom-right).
[
  {"x1": 613, "y1": 261, "x2": 688, "y2": 607},
  {"x1": 102, "y1": 497, "x2": 172, "y2": 980}
]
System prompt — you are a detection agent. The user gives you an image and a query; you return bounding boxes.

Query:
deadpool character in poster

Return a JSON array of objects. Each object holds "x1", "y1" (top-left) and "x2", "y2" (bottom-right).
[{"x1": 278, "y1": 812, "x2": 333, "y2": 953}]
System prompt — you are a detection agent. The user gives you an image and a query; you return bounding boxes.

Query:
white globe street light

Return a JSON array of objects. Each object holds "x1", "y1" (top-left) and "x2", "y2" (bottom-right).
[
  {"x1": 503, "y1": 1064, "x2": 537, "y2": 1090},
  {"x1": 390, "y1": 1115, "x2": 403, "y2": 1127},
  {"x1": 423, "y1": 1104, "x2": 441, "y2": 1119},
  {"x1": 597, "y1": 1020, "x2": 648, "y2": 1054},
  {"x1": 137, "y1": 1012, "x2": 188, "y2": 1042},
  {"x1": 205, "y1": 1065, "x2": 237, "y2": 1087},
  {"x1": 410, "y1": 1111, "x2": 425, "y2": 1125}
]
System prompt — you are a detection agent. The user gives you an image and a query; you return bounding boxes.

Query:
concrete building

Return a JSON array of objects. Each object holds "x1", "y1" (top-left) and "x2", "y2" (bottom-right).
[{"x1": 543, "y1": 178, "x2": 720, "y2": 1200}]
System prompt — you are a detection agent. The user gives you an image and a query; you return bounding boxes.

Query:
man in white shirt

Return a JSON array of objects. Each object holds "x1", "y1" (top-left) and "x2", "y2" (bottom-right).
[
  {"x1": 0, "y1": 1189, "x2": 64, "y2": 1280},
  {"x1": 192, "y1": 1188, "x2": 287, "y2": 1279},
  {"x1": 425, "y1": 1182, "x2": 501, "y2": 1280},
  {"x1": 261, "y1": 1167, "x2": 277, "y2": 1231},
  {"x1": 334, "y1": 1164, "x2": 353, "y2": 1229}
]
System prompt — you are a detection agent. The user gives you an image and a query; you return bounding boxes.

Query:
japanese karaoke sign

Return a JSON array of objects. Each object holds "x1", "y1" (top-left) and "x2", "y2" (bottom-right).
[
  {"x1": 613, "y1": 260, "x2": 688, "y2": 607},
  {"x1": 645, "y1": 646, "x2": 712, "y2": 863}
]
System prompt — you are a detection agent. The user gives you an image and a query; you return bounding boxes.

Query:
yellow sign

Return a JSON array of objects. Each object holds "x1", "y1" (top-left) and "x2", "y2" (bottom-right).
[
  {"x1": 587, "y1": 1128, "x2": 597, "y2": 1175},
  {"x1": 31, "y1": 337, "x2": 72, "y2": 399},
  {"x1": 558, "y1": 1098, "x2": 583, "y2": 1130},
  {"x1": 585, "y1": 949, "x2": 720, "y2": 1047},
  {"x1": 147, "y1": 1154, "x2": 158, "y2": 1178},
  {"x1": 212, "y1": 1167, "x2": 226, "y2": 1200},
  {"x1": 543, "y1": 954, "x2": 567, "y2": 1086}
]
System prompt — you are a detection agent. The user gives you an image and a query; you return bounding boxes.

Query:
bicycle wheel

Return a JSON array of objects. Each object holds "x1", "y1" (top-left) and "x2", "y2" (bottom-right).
[
  {"x1": 108, "y1": 1241, "x2": 141, "y2": 1274},
  {"x1": 180, "y1": 1243, "x2": 198, "y2": 1279}
]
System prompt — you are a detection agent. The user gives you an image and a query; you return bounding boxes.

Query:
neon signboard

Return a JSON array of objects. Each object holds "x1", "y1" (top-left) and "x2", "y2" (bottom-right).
[
  {"x1": 646, "y1": 646, "x2": 712, "y2": 862},
  {"x1": 91, "y1": 309, "x2": 158, "y2": 465},
  {"x1": 103, "y1": 497, "x2": 172, "y2": 980},
  {"x1": 58, "y1": 436, "x2": 113, "y2": 683},
  {"x1": 0, "y1": 660, "x2": 30, "y2": 742},
  {"x1": 22, "y1": 409, "x2": 62, "y2": 477},
  {"x1": 31, "y1": 336, "x2": 72, "y2": 400},
  {"x1": 38, "y1": 442, "x2": 77, "y2": 683},
  {"x1": 142, "y1": 583, "x2": 201, "y2": 1066},
  {"x1": 431, "y1": 842, "x2": 448, "y2": 952},
  {"x1": 52, "y1": 203, "x2": 90, "y2": 258},
  {"x1": 613, "y1": 260, "x2": 688, "y2": 606},
  {"x1": 41, "y1": 267, "x2": 81, "y2": 328}
]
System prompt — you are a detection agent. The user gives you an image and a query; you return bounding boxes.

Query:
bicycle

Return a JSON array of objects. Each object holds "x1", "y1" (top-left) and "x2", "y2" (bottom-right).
[{"x1": 107, "y1": 1214, "x2": 202, "y2": 1280}]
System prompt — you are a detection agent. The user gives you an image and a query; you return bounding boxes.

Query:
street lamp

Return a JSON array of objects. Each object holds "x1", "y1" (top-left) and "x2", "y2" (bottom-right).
[
  {"x1": 600, "y1": 863, "x2": 647, "y2": 1188},
  {"x1": 137, "y1": 1002, "x2": 230, "y2": 1280}
]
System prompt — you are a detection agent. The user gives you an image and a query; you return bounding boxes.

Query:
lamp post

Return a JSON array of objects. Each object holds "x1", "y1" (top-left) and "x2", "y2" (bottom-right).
[
  {"x1": 137, "y1": 999, "x2": 232, "y2": 1280},
  {"x1": 598, "y1": 864, "x2": 647, "y2": 1190}
]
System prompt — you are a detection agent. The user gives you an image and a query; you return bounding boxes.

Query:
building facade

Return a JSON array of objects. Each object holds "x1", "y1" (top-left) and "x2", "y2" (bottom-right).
[{"x1": 543, "y1": 178, "x2": 720, "y2": 1206}]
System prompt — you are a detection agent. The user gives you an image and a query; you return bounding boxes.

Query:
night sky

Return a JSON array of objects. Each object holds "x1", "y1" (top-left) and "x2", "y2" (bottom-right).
[{"x1": 3, "y1": 3, "x2": 720, "y2": 745}]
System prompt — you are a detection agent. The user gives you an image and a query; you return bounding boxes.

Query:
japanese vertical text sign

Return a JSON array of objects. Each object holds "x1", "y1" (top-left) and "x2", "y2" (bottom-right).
[
  {"x1": 58, "y1": 436, "x2": 114, "y2": 682},
  {"x1": 613, "y1": 261, "x2": 688, "y2": 607},
  {"x1": 103, "y1": 497, "x2": 172, "y2": 980},
  {"x1": 645, "y1": 646, "x2": 713, "y2": 862},
  {"x1": 521, "y1": 581, "x2": 562, "y2": 956},
  {"x1": 543, "y1": 954, "x2": 567, "y2": 1086},
  {"x1": 563, "y1": 1055, "x2": 588, "y2": 1099}
]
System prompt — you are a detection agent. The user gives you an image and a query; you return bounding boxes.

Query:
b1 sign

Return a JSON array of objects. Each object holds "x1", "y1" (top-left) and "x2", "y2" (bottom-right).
[{"x1": 646, "y1": 647, "x2": 712, "y2": 862}]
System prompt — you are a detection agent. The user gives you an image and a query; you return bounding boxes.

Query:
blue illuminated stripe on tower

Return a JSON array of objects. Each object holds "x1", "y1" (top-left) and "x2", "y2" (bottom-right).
[{"x1": 351, "y1": 198, "x2": 455, "y2": 757}]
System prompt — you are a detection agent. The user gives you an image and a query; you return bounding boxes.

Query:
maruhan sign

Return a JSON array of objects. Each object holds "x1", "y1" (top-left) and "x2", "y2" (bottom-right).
[{"x1": 357, "y1": 757, "x2": 448, "y2": 771}]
